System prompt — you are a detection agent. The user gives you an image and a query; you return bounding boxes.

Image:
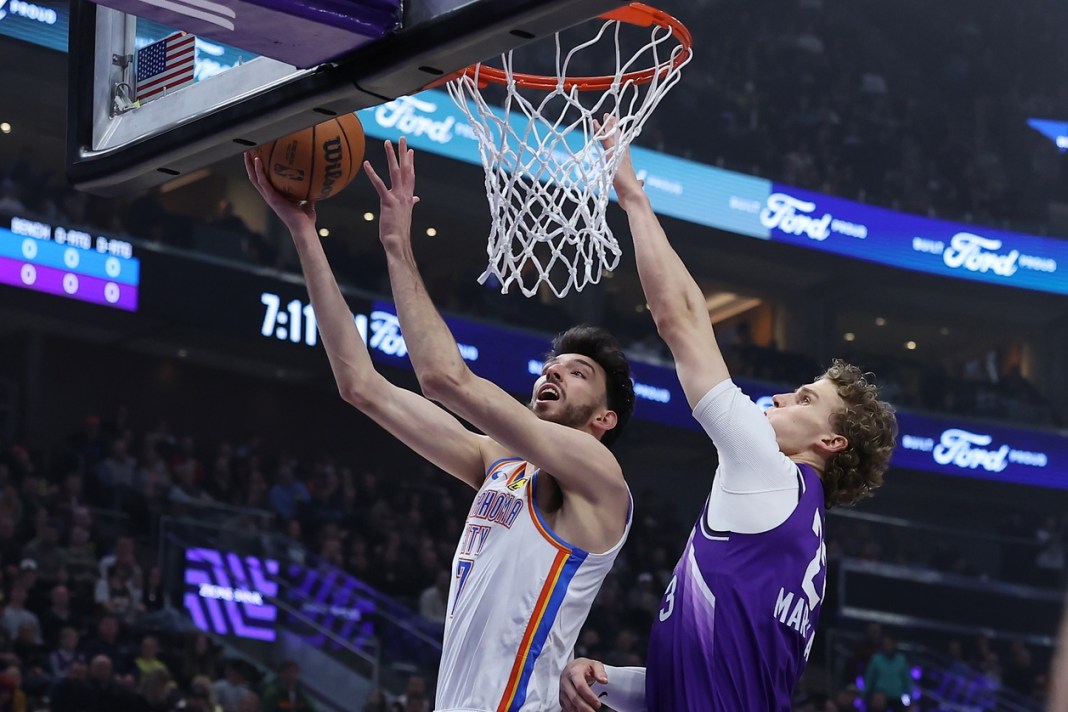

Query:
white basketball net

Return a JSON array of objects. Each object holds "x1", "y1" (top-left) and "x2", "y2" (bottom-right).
[{"x1": 446, "y1": 11, "x2": 691, "y2": 298}]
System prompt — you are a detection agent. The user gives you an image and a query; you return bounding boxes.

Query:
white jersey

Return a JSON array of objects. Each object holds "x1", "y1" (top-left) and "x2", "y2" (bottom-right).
[{"x1": 436, "y1": 457, "x2": 631, "y2": 712}]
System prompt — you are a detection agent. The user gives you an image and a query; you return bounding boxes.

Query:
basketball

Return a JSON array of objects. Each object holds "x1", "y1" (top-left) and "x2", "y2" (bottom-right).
[{"x1": 253, "y1": 113, "x2": 365, "y2": 203}]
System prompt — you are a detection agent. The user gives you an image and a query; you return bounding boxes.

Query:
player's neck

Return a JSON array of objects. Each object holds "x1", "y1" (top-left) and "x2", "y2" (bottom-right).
[{"x1": 789, "y1": 452, "x2": 825, "y2": 477}]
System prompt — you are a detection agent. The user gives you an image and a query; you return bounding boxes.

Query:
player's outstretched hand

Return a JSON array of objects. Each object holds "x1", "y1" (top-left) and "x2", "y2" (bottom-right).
[
  {"x1": 364, "y1": 137, "x2": 421, "y2": 254},
  {"x1": 594, "y1": 114, "x2": 644, "y2": 207},
  {"x1": 243, "y1": 152, "x2": 317, "y2": 236},
  {"x1": 560, "y1": 657, "x2": 608, "y2": 712}
]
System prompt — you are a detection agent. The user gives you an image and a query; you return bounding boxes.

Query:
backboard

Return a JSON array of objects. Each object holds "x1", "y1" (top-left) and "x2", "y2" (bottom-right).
[{"x1": 66, "y1": 0, "x2": 628, "y2": 196}]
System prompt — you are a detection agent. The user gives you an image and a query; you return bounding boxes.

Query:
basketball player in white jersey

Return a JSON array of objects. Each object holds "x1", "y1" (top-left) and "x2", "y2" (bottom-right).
[{"x1": 245, "y1": 139, "x2": 634, "y2": 711}]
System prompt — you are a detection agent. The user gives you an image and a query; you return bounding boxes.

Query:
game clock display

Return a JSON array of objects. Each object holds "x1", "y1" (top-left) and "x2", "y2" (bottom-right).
[{"x1": 259, "y1": 292, "x2": 318, "y2": 346}]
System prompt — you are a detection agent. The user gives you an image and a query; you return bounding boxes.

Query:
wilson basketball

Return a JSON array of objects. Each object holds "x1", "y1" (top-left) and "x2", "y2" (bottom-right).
[{"x1": 254, "y1": 113, "x2": 365, "y2": 203}]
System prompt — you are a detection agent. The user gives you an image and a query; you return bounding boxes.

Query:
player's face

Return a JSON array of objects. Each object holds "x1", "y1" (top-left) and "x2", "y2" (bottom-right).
[
  {"x1": 529, "y1": 353, "x2": 609, "y2": 429},
  {"x1": 766, "y1": 378, "x2": 847, "y2": 457}
]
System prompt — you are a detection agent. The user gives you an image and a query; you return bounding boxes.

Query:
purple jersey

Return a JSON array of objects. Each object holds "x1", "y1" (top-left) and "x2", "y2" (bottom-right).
[{"x1": 646, "y1": 463, "x2": 827, "y2": 711}]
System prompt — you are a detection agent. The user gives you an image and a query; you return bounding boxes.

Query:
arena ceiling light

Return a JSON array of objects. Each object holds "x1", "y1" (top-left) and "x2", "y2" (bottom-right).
[{"x1": 705, "y1": 291, "x2": 762, "y2": 324}]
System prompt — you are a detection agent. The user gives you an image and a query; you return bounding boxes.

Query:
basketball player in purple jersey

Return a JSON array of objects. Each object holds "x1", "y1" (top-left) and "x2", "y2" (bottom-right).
[{"x1": 559, "y1": 120, "x2": 898, "y2": 712}]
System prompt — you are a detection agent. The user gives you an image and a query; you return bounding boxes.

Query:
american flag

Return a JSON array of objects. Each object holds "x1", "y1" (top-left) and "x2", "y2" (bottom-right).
[{"x1": 135, "y1": 32, "x2": 196, "y2": 103}]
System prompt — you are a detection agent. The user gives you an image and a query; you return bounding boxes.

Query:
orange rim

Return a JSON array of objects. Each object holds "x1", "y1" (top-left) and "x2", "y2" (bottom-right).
[{"x1": 446, "y1": 2, "x2": 691, "y2": 92}]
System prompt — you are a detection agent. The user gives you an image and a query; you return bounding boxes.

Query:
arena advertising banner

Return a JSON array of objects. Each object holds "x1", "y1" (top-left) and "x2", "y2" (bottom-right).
[
  {"x1": 183, "y1": 547, "x2": 376, "y2": 646},
  {"x1": 359, "y1": 303, "x2": 1068, "y2": 489},
  {"x1": 761, "y1": 184, "x2": 1067, "y2": 295},
  {"x1": 739, "y1": 383, "x2": 1067, "y2": 491},
  {"x1": 355, "y1": 91, "x2": 771, "y2": 239}
]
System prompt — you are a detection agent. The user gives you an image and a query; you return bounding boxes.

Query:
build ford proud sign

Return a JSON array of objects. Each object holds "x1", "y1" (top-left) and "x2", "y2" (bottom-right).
[{"x1": 759, "y1": 185, "x2": 1065, "y2": 295}]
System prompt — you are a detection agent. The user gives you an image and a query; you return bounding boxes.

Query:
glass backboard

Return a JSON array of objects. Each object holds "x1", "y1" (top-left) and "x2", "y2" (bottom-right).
[{"x1": 66, "y1": 0, "x2": 628, "y2": 195}]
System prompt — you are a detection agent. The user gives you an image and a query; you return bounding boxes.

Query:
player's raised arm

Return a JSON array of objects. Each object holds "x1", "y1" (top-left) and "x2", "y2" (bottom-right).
[
  {"x1": 366, "y1": 139, "x2": 627, "y2": 509},
  {"x1": 600, "y1": 118, "x2": 727, "y2": 410},
  {"x1": 244, "y1": 153, "x2": 487, "y2": 489}
]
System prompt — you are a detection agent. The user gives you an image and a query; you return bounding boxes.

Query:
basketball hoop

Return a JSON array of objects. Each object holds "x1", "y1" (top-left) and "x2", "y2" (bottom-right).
[{"x1": 445, "y1": 2, "x2": 692, "y2": 298}]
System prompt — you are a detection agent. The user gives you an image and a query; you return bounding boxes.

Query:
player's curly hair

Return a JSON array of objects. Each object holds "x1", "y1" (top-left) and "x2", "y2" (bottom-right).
[
  {"x1": 818, "y1": 360, "x2": 898, "y2": 508},
  {"x1": 549, "y1": 325, "x2": 635, "y2": 449}
]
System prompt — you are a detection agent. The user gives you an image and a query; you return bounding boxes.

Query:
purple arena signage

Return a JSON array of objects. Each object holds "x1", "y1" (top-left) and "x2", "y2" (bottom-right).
[{"x1": 184, "y1": 548, "x2": 279, "y2": 641}]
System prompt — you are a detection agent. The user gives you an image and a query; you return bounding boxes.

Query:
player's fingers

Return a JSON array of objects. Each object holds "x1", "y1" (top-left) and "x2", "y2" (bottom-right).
[
  {"x1": 560, "y1": 673, "x2": 599, "y2": 712},
  {"x1": 574, "y1": 673, "x2": 602, "y2": 707},
  {"x1": 384, "y1": 139, "x2": 400, "y2": 175},
  {"x1": 246, "y1": 156, "x2": 276, "y2": 200},
  {"x1": 591, "y1": 660, "x2": 608, "y2": 685},
  {"x1": 363, "y1": 161, "x2": 388, "y2": 196}
]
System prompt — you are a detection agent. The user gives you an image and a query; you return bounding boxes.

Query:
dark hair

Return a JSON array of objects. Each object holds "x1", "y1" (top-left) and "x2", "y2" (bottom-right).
[
  {"x1": 548, "y1": 325, "x2": 634, "y2": 448},
  {"x1": 819, "y1": 360, "x2": 898, "y2": 508}
]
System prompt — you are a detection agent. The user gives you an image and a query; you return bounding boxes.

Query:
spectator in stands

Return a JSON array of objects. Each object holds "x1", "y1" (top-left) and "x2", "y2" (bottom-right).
[
  {"x1": 134, "y1": 635, "x2": 170, "y2": 682},
  {"x1": 135, "y1": 444, "x2": 172, "y2": 503},
  {"x1": 191, "y1": 674, "x2": 224, "y2": 712},
  {"x1": 139, "y1": 668, "x2": 180, "y2": 712},
  {"x1": 262, "y1": 661, "x2": 318, "y2": 712},
  {"x1": 98, "y1": 536, "x2": 142, "y2": 584},
  {"x1": 0, "y1": 517, "x2": 21, "y2": 575},
  {"x1": 395, "y1": 675, "x2": 429, "y2": 712},
  {"x1": 1002, "y1": 640, "x2": 1036, "y2": 697},
  {"x1": 417, "y1": 570, "x2": 448, "y2": 626},
  {"x1": 363, "y1": 688, "x2": 390, "y2": 712},
  {"x1": 864, "y1": 636, "x2": 913, "y2": 711},
  {"x1": 181, "y1": 634, "x2": 218, "y2": 687},
  {"x1": 846, "y1": 622, "x2": 883, "y2": 683},
  {"x1": 212, "y1": 660, "x2": 251, "y2": 712},
  {"x1": 0, "y1": 668, "x2": 26, "y2": 712},
  {"x1": 64, "y1": 526, "x2": 98, "y2": 591},
  {"x1": 0, "y1": 490, "x2": 20, "y2": 545},
  {"x1": 50, "y1": 658, "x2": 91, "y2": 712},
  {"x1": 269, "y1": 462, "x2": 310, "y2": 523},
  {"x1": 0, "y1": 584, "x2": 39, "y2": 642},
  {"x1": 169, "y1": 465, "x2": 214, "y2": 506},
  {"x1": 94, "y1": 438, "x2": 137, "y2": 503},
  {"x1": 142, "y1": 566, "x2": 165, "y2": 612},
  {"x1": 86, "y1": 654, "x2": 139, "y2": 710},
  {"x1": 94, "y1": 564, "x2": 142, "y2": 624},
  {"x1": 39, "y1": 584, "x2": 75, "y2": 648},
  {"x1": 21, "y1": 521, "x2": 66, "y2": 584},
  {"x1": 81, "y1": 615, "x2": 131, "y2": 678},
  {"x1": 170, "y1": 437, "x2": 205, "y2": 489},
  {"x1": 237, "y1": 692, "x2": 261, "y2": 712},
  {"x1": 13, "y1": 619, "x2": 48, "y2": 670},
  {"x1": 49, "y1": 626, "x2": 83, "y2": 680}
]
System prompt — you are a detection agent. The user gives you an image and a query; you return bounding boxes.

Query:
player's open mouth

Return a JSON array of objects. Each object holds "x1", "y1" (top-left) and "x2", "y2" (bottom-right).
[{"x1": 536, "y1": 384, "x2": 562, "y2": 403}]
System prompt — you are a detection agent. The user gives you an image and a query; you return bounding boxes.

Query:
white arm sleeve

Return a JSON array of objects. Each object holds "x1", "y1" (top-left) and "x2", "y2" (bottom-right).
[
  {"x1": 693, "y1": 380, "x2": 802, "y2": 534},
  {"x1": 590, "y1": 666, "x2": 646, "y2": 712}
]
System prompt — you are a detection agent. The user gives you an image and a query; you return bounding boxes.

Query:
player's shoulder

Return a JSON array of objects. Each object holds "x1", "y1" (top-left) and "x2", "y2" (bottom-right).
[{"x1": 479, "y1": 437, "x2": 517, "y2": 474}]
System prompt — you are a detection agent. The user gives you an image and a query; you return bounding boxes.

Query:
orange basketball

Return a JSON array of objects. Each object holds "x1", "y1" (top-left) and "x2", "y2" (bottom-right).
[{"x1": 253, "y1": 113, "x2": 365, "y2": 203}]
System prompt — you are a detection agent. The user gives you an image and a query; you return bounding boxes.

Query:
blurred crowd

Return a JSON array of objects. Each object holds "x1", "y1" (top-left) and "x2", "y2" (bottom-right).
[
  {"x1": 640, "y1": 0, "x2": 1068, "y2": 231},
  {"x1": 0, "y1": 384, "x2": 1059, "y2": 710}
]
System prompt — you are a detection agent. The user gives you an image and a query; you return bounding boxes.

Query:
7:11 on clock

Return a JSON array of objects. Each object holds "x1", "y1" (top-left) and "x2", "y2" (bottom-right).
[{"x1": 260, "y1": 292, "x2": 318, "y2": 346}]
